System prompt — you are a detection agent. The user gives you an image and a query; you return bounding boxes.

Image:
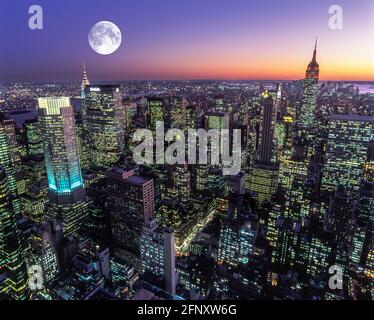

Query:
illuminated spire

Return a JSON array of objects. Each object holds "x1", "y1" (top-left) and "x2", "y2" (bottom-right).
[
  {"x1": 81, "y1": 61, "x2": 90, "y2": 98},
  {"x1": 262, "y1": 89, "x2": 270, "y2": 99},
  {"x1": 312, "y1": 37, "x2": 318, "y2": 64},
  {"x1": 305, "y1": 38, "x2": 319, "y2": 79}
]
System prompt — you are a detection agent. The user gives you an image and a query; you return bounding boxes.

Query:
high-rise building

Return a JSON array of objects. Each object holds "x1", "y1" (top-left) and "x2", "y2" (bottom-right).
[
  {"x1": 270, "y1": 217, "x2": 302, "y2": 267},
  {"x1": 83, "y1": 85, "x2": 125, "y2": 169},
  {"x1": 147, "y1": 98, "x2": 165, "y2": 131},
  {"x1": 0, "y1": 118, "x2": 22, "y2": 216},
  {"x1": 38, "y1": 97, "x2": 87, "y2": 237},
  {"x1": 0, "y1": 113, "x2": 23, "y2": 173},
  {"x1": 321, "y1": 114, "x2": 374, "y2": 198},
  {"x1": 21, "y1": 155, "x2": 48, "y2": 222},
  {"x1": 186, "y1": 105, "x2": 197, "y2": 130},
  {"x1": 218, "y1": 218, "x2": 257, "y2": 267},
  {"x1": 139, "y1": 218, "x2": 176, "y2": 295},
  {"x1": 248, "y1": 163, "x2": 279, "y2": 205},
  {"x1": 297, "y1": 233, "x2": 332, "y2": 279},
  {"x1": 170, "y1": 97, "x2": 187, "y2": 129},
  {"x1": 279, "y1": 156, "x2": 310, "y2": 221},
  {"x1": 0, "y1": 167, "x2": 28, "y2": 300},
  {"x1": 106, "y1": 168, "x2": 155, "y2": 254},
  {"x1": 357, "y1": 141, "x2": 374, "y2": 236},
  {"x1": 171, "y1": 164, "x2": 191, "y2": 206},
  {"x1": 298, "y1": 39, "x2": 319, "y2": 130},
  {"x1": 248, "y1": 91, "x2": 279, "y2": 205},
  {"x1": 27, "y1": 221, "x2": 62, "y2": 283},
  {"x1": 24, "y1": 119, "x2": 43, "y2": 156},
  {"x1": 325, "y1": 186, "x2": 354, "y2": 246},
  {"x1": 258, "y1": 90, "x2": 275, "y2": 164}
]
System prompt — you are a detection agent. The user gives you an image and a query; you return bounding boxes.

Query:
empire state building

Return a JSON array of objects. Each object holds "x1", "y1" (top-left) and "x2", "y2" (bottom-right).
[{"x1": 298, "y1": 39, "x2": 320, "y2": 130}]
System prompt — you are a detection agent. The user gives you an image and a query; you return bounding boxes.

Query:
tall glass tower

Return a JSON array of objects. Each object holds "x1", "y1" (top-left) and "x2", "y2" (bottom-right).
[
  {"x1": 82, "y1": 85, "x2": 125, "y2": 169},
  {"x1": 0, "y1": 167, "x2": 28, "y2": 300},
  {"x1": 259, "y1": 90, "x2": 275, "y2": 164},
  {"x1": 0, "y1": 121, "x2": 22, "y2": 216},
  {"x1": 298, "y1": 39, "x2": 319, "y2": 130},
  {"x1": 38, "y1": 97, "x2": 87, "y2": 237}
]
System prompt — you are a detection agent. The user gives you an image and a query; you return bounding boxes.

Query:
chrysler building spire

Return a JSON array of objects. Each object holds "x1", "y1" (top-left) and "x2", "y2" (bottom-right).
[{"x1": 81, "y1": 61, "x2": 90, "y2": 98}]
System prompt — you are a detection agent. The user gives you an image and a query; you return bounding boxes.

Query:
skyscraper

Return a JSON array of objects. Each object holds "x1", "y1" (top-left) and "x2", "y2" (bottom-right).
[
  {"x1": 171, "y1": 164, "x2": 191, "y2": 206},
  {"x1": 258, "y1": 90, "x2": 275, "y2": 164},
  {"x1": 0, "y1": 167, "x2": 28, "y2": 300},
  {"x1": 321, "y1": 114, "x2": 374, "y2": 197},
  {"x1": 27, "y1": 221, "x2": 61, "y2": 283},
  {"x1": 24, "y1": 119, "x2": 43, "y2": 156},
  {"x1": 82, "y1": 85, "x2": 125, "y2": 169},
  {"x1": 38, "y1": 97, "x2": 87, "y2": 237},
  {"x1": 106, "y1": 168, "x2": 155, "y2": 254},
  {"x1": 248, "y1": 91, "x2": 280, "y2": 205},
  {"x1": 139, "y1": 218, "x2": 176, "y2": 295},
  {"x1": 0, "y1": 118, "x2": 22, "y2": 216},
  {"x1": 298, "y1": 39, "x2": 319, "y2": 130},
  {"x1": 169, "y1": 97, "x2": 188, "y2": 129},
  {"x1": 81, "y1": 62, "x2": 90, "y2": 99},
  {"x1": 147, "y1": 98, "x2": 165, "y2": 131},
  {"x1": 324, "y1": 186, "x2": 354, "y2": 246},
  {"x1": 218, "y1": 218, "x2": 257, "y2": 267},
  {"x1": 358, "y1": 141, "x2": 374, "y2": 233}
]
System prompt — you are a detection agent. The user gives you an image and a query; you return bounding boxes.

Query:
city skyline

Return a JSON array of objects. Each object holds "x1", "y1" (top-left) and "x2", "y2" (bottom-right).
[
  {"x1": 0, "y1": 0, "x2": 373, "y2": 305},
  {"x1": 1, "y1": 0, "x2": 374, "y2": 82}
]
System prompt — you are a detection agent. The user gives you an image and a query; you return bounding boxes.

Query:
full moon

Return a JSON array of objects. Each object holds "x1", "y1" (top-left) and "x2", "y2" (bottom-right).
[{"x1": 88, "y1": 21, "x2": 122, "y2": 55}]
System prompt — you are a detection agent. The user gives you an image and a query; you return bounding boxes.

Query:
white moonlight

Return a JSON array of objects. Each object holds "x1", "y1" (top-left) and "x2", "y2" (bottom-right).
[{"x1": 88, "y1": 21, "x2": 122, "y2": 55}]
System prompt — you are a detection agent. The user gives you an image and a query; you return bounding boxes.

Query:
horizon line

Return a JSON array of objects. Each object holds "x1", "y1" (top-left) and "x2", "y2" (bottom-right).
[{"x1": 1, "y1": 79, "x2": 374, "y2": 84}]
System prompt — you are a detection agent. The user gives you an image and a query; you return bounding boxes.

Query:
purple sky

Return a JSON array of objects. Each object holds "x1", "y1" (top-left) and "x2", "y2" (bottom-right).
[{"x1": 0, "y1": 0, "x2": 373, "y2": 81}]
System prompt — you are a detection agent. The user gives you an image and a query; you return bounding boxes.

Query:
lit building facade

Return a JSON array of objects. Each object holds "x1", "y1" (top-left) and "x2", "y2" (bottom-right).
[
  {"x1": 107, "y1": 168, "x2": 155, "y2": 254},
  {"x1": 0, "y1": 167, "x2": 28, "y2": 300},
  {"x1": 322, "y1": 114, "x2": 373, "y2": 198},
  {"x1": 83, "y1": 85, "x2": 125, "y2": 169},
  {"x1": 298, "y1": 40, "x2": 319, "y2": 131},
  {"x1": 218, "y1": 218, "x2": 257, "y2": 267},
  {"x1": 148, "y1": 98, "x2": 165, "y2": 132},
  {"x1": 24, "y1": 119, "x2": 43, "y2": 156},
  {"x1": 0, "y1": 120, "x2": 22, "y2": 216},
  {"x1": 38, "y1": 97, "x2": 87, "y2": 237},
  {"x1": 139, "y1": 218, "x2": 176, "y2": 295}
]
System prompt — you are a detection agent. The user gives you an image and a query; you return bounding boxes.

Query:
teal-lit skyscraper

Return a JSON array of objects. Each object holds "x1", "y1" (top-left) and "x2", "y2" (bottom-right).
[{"x1": 38, "y1": 97, "x2": 87, "y2": 237}]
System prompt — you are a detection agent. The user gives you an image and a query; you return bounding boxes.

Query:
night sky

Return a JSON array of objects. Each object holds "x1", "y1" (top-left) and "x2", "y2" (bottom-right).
[{"x1": 1, "y1": 0, "x2": 373, "y2": 81}]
